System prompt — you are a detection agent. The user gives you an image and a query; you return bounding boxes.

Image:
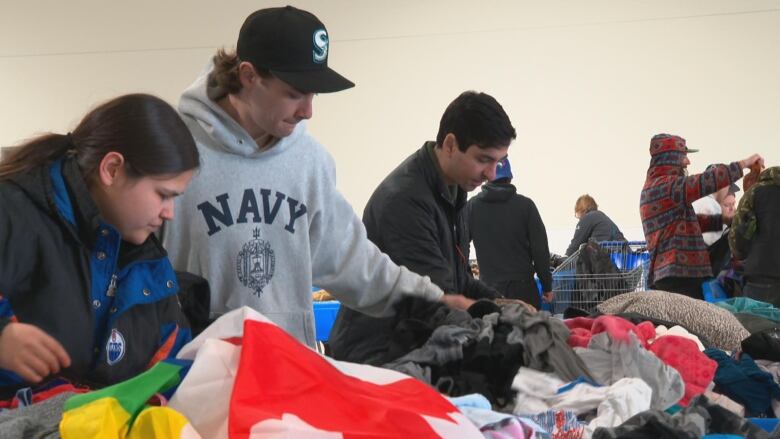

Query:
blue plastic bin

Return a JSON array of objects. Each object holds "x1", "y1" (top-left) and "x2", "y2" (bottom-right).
[
  {"x1": 748, "y1": 417, "x2": 780, "y2": 432},
  {"x1": 313, "y1": 301, "x2": 340, "y2": 342},
  {"x1": 609, "y1": 250, "x2": 649, "y2": 271},
  {"x1": 702, "y1": 279, "x2": 728, "y2": 303}
]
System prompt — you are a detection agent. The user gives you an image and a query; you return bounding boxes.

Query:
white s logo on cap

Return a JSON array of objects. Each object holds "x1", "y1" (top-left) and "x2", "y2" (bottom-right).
[{"x1": 312, "y1": 29, "x2": 328, "y2": 64}]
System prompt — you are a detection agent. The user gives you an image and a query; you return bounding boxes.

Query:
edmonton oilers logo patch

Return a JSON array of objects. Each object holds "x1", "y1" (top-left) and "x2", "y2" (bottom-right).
[
  {"x1": 106, "y1": 328, "x2": 126, "y2": 365},
  {"x1": 237, "y1": 228, "x2": 276, "y2": 296}
]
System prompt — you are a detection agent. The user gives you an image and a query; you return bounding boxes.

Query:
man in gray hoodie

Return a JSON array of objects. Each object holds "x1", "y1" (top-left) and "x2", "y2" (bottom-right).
[{"x1": 162, "y1": 6, "x2": 468, "y2": 347}]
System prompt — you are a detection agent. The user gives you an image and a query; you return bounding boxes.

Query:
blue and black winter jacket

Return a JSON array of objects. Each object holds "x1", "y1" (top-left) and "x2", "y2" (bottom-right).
[{"x1": 0, "y1": 157, "x2": 191, "y2": 390}]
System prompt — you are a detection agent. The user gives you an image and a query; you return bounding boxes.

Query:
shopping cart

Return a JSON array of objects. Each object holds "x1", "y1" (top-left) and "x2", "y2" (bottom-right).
[{"x1": 550, "y1": 241, "x2": 649, "y2": 314}]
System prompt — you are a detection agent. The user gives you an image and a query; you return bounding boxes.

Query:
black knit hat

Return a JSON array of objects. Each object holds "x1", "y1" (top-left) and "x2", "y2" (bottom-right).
[{"x1": 237, "y1": 6, "x2": 355, "y2": 93}]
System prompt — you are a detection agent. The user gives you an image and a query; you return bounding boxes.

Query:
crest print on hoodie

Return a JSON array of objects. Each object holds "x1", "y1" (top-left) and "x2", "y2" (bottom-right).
[{"x1": 237, "y1": 228, "x2": 276, "y2": 295}]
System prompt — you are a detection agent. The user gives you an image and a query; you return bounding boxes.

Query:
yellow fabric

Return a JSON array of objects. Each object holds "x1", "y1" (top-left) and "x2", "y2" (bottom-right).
[
  {"x1": 127, "y1": 406, "x2": 192, "y2": 439},
  {"x1": 60, "y1": 397, "x2": 131, "y2": 439}
]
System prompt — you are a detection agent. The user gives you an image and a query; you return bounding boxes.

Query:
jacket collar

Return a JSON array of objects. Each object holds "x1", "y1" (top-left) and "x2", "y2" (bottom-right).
[
  {"x1": 10, "y1": 157, "x2": 166, "y2": 260},
  {"x1": 417, "y1": 141, "x2": 467, "y2": 210}
]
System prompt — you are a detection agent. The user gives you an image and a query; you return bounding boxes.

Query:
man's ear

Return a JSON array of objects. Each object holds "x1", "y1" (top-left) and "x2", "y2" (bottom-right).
[
  {"x1": 238, "y1": 61, "x2": 259, "y2": 89},
  {"x1": 97, "y1": 151, "x2": 126, "y2": 187},
  {"x1": 442, "y1": 133, "x2": 459, "y2": 156}
]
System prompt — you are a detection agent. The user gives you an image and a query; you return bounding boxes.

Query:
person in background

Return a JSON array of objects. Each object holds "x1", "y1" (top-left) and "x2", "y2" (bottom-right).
[
  {"x1": 465, "y1": 158, "x2": 553, "y2": 308},
  {"x1": 161, "y1": 6, "x2": 468, "y2": 349},
  {"x1": 730, "y1": 166, "x2": 780, "y2": 306},
  {"x1": 565, "y1": 194, "x2": 626, "y2": 256},
  {"x1": 692, "y1": 165, "x2": 740, "y2": 246},
  {"x1": 640, "y1": 133, "x2": 763, "y2": 299},
  {"x1": 0, "y1": 94, "x2": 199, "y2": 388}
]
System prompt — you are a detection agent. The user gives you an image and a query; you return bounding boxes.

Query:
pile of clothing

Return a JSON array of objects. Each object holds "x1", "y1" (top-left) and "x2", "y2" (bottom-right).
[{"x1": 3, "y1": 291, "x2": 780, "y2": 438}]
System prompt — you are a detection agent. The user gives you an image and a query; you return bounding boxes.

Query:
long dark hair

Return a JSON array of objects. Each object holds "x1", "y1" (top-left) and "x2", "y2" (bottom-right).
[{"x1": 0, "y1": 94, "x2": 199, "y2": 180}]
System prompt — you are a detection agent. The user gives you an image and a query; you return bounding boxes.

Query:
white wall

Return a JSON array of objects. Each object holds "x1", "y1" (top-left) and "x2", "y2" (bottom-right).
[{"x1": 2, "y1": 1, "x2": 779, "y2": 254}]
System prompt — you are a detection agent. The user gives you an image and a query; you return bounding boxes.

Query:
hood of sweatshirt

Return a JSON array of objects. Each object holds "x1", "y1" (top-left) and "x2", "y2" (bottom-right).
[
  {"x1": 178, "y1": 62, "x2": 306, "y2": 159},
  {"x1": 478, "y1": 182, "x2": 517, "y2": 203}
]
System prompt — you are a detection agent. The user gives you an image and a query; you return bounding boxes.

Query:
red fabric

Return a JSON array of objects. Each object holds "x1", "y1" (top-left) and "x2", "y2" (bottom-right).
[
  {"x1": 649, "y1": 335, "x2": 717, "y2": 406},
  {"x1": 229, "y1": 319, "x2": 462, "y2": 438},
  {"x1": 564, "y1": 317, "x2": 596, "y2": 348},
  {"x1": 564, "y1": 316, "x2": 655, "y2": 348},
  {"x1": 744, "y1": 163, "x2": 764, "y2": 191}
]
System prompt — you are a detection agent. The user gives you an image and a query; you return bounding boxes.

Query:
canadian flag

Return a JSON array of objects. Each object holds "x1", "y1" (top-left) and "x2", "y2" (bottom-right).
[{"x1": 169, "y1": 307, "x2": 482, "y2": 438}]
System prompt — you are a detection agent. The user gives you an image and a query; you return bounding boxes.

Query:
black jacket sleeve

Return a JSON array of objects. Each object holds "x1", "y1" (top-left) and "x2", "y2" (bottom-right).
[
  {"x1": 375, "y1": 195, "x2": 457, "y2": 293},
  {"x1": 528, "y1": 201, "x2": 553, "y2": 292},
  {"x1": 0, "y1": 191, "x2": 33, "y2": 316},
  {"x1": 462, "y1": 202, "x2": 500, "y2": 299},
  {"x1": 463, "y1": 276, "x2": 501, "y2": 299},
  {"x1": 566, "y1": 215, "x2": 594, "y2": 256}
]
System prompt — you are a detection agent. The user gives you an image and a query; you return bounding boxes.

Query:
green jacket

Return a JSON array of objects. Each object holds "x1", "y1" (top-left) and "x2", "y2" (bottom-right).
[{"x1": 729, "y1": 166, "x2": 780, "y2": 262}]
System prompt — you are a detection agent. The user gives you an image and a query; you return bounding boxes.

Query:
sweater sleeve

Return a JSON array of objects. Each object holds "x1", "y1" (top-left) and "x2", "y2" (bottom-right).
[
  {"x1": 680, "y1": 162, "x2": 743, "y2": 205},
  {"x1": 566, "y1": 216, "x2": 593, "y2": 256},
  {"x1": 309, "y1": 189, "x2": 443, "y2": 318},
  {"x1": 697, "y1": 214, "x2": 724, "y2": 233},
  {"x1": 528, "y1": 201, "x2": 553, "y2": 292}
]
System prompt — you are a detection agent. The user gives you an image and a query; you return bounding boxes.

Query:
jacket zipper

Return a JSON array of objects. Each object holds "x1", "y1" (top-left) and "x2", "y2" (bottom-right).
[{"x1": 106, "y1": 274, "x2": 118, "y2": 297}]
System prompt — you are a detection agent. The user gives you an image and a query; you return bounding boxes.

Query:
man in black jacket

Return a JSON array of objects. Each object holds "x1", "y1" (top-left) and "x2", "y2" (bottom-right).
[
  {"x1": 465, "y1": 158, "x2": 553, "y2": 309},
  {"x1": 729, "y1": 166, "x2": 780, "y2": 306},
  {"x1": 329, "y1": 91, "x2": 516, "y2": 365}
]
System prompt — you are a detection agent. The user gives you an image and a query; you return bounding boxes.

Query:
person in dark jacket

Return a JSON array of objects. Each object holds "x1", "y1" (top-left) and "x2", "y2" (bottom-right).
[
  {"x1": 640, "y1": 133, "x2": 763, "y2": 298},
  {"x1": 729, "y1": 166, "x2": 780, "y2": 306},
  {"x1": 565, "y1": 194, "x2": 626, "y2": 256},
  {"x1": 329, "y1": 91, "x2": 516, "y2": 365},
  {"x1": 465, "y1": 158, "x2": 553, "y2": 308},
  {"x1": 0, "y1": 94, "x2": 200, "y2": 390}
]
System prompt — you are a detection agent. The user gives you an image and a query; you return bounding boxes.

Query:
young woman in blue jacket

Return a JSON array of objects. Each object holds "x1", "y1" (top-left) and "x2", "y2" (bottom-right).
[{"x1": 0, "y1": 94, "x2": 199, "y2": 389}]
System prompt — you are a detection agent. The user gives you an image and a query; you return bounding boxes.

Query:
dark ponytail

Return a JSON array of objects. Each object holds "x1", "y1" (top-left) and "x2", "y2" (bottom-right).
[
  {"x1": 0, "y1": 93, "x2": 199, "y2": 181},
  {"x1": 0, "y1": 134, "x2": 73, "y2": 179}
]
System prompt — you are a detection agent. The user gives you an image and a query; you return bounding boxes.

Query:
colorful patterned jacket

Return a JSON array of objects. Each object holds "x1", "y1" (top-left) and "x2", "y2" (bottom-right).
[{"x1": 640, "y1": 134, "x2": 743, "y2": 285}]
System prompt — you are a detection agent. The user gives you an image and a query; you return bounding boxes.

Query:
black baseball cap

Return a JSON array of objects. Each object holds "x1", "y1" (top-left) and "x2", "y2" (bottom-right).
[{"x1": 236, "y1": 6, "x2": 355, "y2": 94}]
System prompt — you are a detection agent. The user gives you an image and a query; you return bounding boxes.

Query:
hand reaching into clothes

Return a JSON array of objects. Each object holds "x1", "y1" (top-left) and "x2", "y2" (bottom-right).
[
  {"x1": 439, "y1": 294, "x2": 476, "y2": 311},
  {"x1": 542, "y1": 291, "x2": 554, "y2": 303},
  {"x1": 0, "y1": 322, "x2": 71, "y2": 383}
]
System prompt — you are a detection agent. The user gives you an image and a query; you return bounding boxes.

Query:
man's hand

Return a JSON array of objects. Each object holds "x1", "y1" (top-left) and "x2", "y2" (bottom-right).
[
  {"x1": 542, "y1": 291, "x2": 554, "y2": 303},
  {"x1": 0, "y1": 323, "x2": 71, "y2": 383},
  {"x1": 439, "y1": 294, "x2": 476, "y2": 311},
  {"x1": 739, "y1": 154, "x2": 764, "y2": 170}
]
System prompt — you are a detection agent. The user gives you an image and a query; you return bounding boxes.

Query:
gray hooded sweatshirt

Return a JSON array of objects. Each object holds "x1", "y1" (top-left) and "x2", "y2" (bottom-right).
[{"x1": 162, "y1": 64, "x2": 443, "y2": 347}]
